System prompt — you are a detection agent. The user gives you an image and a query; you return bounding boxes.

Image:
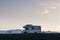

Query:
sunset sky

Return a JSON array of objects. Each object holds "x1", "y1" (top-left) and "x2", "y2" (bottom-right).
[{"x1": 0, "y1": 0, "x2": 60, "y2": 32}]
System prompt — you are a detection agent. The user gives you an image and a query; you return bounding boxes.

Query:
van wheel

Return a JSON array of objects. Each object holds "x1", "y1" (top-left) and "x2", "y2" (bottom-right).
[
  {"x1": 35, "y1": 32, "x2": 37, "y2": 34},
  {"x1": 24, "y1": 31, "x2": 27, "y2": 33}
]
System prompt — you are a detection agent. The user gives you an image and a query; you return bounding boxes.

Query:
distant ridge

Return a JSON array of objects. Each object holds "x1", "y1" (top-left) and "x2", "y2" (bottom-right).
[{"x1": 0, "y1": 29, "x2": 22, "y2": 34}]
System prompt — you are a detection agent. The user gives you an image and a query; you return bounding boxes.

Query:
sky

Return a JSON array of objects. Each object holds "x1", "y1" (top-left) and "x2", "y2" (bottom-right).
[{"x1": 0, "y1": 0, "x2": 60, "y2": 32}]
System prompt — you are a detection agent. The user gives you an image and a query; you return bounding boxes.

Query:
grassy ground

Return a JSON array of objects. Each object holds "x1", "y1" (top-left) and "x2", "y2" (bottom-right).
[{"x1": 0, "y1": 33, "x2": 60, "y2": 40}]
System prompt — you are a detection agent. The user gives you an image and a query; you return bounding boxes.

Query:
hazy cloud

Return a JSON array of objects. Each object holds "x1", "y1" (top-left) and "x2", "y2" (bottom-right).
[
  {"x1": 39, "y1": 0, "x2": 59, "y2": 14},
  {"x1": 41, "y1": 9, "x2": 48, "y2": 14},
  {"x1": 40, "y1": 1, "x2": 60, "y2": 9},
  {"x1": 49, "y1": 6, "x2": 56, "y2": 9}
]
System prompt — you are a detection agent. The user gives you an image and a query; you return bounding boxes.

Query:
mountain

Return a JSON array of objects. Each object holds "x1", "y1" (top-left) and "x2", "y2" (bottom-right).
[
  {"x1": 0, "y1": 29, "x2": 22, "y2": 34},
  {"x1": 41, "y1": 31, "x2": 59, "y2": 33}
]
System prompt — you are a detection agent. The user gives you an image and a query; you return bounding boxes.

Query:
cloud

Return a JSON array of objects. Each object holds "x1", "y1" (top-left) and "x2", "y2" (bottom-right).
[
  {"x1": 40, "y1": 1, "x2": 60, "y2": 9},
  {"x1": 39, "y1": 1, "x2": 58, "y2": 15},
  {"x1": 40, "y1": 6, "x2": 56, "y2": 15},
  {"x1": 49, "y1": 6, "x2": 56, "y2": 9},
  {"x1": 40, "y1": 3, "x2": 57, "y2": 9},
  {"x1": 41, "y1": 9, "x2": 48, "y2": 15}
]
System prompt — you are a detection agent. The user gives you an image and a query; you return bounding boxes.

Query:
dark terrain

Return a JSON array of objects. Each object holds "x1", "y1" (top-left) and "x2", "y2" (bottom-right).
[{"x1": 0, "y1": 33, "x2": 60, "y2": 40}]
